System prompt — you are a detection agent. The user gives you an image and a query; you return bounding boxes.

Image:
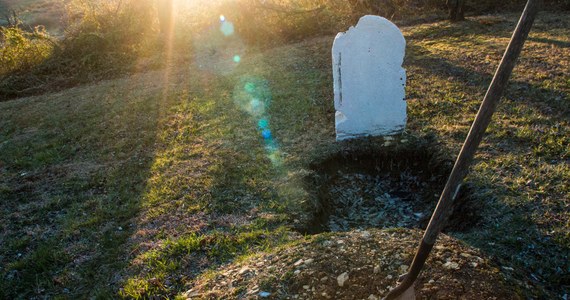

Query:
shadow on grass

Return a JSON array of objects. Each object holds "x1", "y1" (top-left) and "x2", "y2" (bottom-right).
[
  {"x1": 528, "y1": 36, "x2": 570, "y2": 48},
  {"x1": 0, "y1": 69, "x2": 180, "y2": 298},
  {"x1": 406, "y1": 41, "x2": 568, "y2": 117},
  {"x1": 114, "y1": 67, "x2": 296, "y2": 298},
  {"x1": 404, "y1": 42, "x2": 569, "y2": 296}
]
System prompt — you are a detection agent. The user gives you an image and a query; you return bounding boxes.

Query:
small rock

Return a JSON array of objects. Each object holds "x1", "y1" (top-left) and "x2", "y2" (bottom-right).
[
  {"x1": 303, "y1": 285, "x2": 310, "y2": 290},
  {"x1": 238, "y1": 266, "x2": 250, "y2": 275},
  {"x1": 399, "y1": 265, "x2": 409, "y2": 273},
  {"x1": 337, "y1": 272, "x2": 349, "y2": 287},
  {"x1": 443, "y1": 261, "x2": 460, "y2": 270},
  {"x1": 184, "y1": 290, "x2": 201, "y2": 298},
  {"x1": 361, "y1": 231, "x2": 371, "y2": 238},
  {"x1": 294, "y1": 270, "x2": 301, "y2": 275},
  {"x1": 428, "y1": 279, "x2": 435, "y2": 284},
  {"x1": 368, "y1": 295, "x2": 379, "y2": 300},
  {"x1": 320, "y1": 276, "x2": 328, "y2": 282},
  {"x1": 259, "y1": 291, "x2": 271, "y2": 298},
  {"x1": 373, "y1": 265, "x2": 381, "y2": 274},
  {"x1": 293, "y1": 259, "x2": 304, "y2": 266},
  {"x1": 304, "y1": 258, "x2": 314, "y2": 265}
]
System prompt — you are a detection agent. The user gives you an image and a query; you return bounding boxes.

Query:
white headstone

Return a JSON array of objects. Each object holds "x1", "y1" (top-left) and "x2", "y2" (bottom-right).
[{"x1": 332, "y1": 15, "x2": 407, "y2": 141}]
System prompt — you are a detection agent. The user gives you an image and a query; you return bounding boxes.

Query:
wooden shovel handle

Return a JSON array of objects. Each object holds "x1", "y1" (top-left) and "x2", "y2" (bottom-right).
[{"x1": 384, "y1": 0, "x2": 541, "y2": 299}]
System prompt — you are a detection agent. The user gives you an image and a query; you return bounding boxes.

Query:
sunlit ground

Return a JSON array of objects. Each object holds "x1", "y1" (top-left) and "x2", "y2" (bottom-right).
[{"x1": 0, "y1": 5, "x2": 568, "y2": 299}]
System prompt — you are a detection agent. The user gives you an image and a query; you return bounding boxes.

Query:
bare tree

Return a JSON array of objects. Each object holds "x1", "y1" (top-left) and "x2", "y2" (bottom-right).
[
  {"x1": 347, "y1": 0, "x2": 396, "y2": 19},
  {"x1": 447, "y1": 0, "x2": 466, "y2": 22}
]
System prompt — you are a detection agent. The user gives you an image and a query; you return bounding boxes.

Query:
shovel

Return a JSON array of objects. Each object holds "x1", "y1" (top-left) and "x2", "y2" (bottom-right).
[{"x1": 384, "y1": 0, "x2": 541, "y2": 299}]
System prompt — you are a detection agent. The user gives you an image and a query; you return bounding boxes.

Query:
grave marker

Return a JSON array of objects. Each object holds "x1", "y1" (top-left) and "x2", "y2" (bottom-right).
[{"x1": 332, "y1": 15, "x2": 407, "y2": 141}]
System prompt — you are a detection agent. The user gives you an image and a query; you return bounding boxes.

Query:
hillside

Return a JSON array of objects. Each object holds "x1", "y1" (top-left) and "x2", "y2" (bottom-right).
[
  {"x1": 0, "y1": 0, "x2": 64, "y2": 33},
  {"x1": 0, "y1": 11, "x2": 568, "y2": 299}
]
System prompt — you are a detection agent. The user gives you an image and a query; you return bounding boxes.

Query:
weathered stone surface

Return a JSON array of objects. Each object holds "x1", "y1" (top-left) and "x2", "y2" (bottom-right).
[{"x1": 333, "y1": 15, "x2": 407, "y2": 141}]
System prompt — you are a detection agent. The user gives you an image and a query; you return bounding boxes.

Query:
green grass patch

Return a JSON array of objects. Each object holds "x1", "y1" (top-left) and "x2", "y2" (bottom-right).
[{"x1": 0, "y1": 11, "x2": 568, "y2": 299}]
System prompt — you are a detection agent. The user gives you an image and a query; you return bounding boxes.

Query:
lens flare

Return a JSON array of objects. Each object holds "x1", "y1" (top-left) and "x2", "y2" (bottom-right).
[
  {"x1": 268, "y1": 152, "x2": 283, "y2": 166},
  {"x1": 261, "y1": 129, "x2": 272, "y2": 140},
  {"x1": 233, "y1": 77, "x2": 282, "y2": 167},
  {"x1": 193, "y1": 22, "x2": 245, "y2": 75},
  {"x1": 258, "y1": 118, "x2": 269, "y2": 129},
  {"x1": 220, "y1": 15, "x2": 226, "y2": 22},
  {"x1": 244, "y1": 82, "x2": 256, "y2": 93},
  {"x1": 220, "y1": 21, "x2": 235, "y2": 36}
]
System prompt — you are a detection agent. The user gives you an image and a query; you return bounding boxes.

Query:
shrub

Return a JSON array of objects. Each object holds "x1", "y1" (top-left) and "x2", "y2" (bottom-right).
[
  {"x1": 0, "y1": 0, "x2": 158, "y2": 100},
  {"x1": 0, "y1": 24, "x2": 54, "y2": 77},
  {"x1": 60, "y1": 0, "x2": 156, "y2": 76},
  {"x1": 2, "y1": 0, "x2": 567, "y2": 101}
]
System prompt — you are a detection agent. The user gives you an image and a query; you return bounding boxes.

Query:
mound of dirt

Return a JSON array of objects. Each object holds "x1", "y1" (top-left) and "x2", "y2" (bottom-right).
[{"x1": 184, "y1": 229, "x2": 521, "y2": 299}]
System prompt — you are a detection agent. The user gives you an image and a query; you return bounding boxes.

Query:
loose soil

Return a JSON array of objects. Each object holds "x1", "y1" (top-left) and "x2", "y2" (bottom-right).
[
  {"x1": 300, "y1": 141, "x2": 480, "y2": 234},
  {"x1": 186, "y1": 228, "x2": 521, "y2": 299}
]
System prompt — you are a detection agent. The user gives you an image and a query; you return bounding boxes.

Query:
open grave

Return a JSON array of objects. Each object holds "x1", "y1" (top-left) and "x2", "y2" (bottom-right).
[
  {"x1": 296, "y1": 16, "x2": 482, "y2": 234},
  {"x1": 300, "y1": 139, "x2": 480, "y2": 234}
]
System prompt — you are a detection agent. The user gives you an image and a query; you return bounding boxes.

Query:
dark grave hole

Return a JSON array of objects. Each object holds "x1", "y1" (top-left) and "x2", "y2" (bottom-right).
[{"x1": 300, "y1": 142, "x2": 480, "y2": 234}]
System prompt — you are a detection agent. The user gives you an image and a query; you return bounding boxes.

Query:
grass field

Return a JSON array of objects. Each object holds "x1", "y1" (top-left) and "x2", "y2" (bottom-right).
[{"x1": 0, "y1": 11, "x2": 568, "y2": 299}]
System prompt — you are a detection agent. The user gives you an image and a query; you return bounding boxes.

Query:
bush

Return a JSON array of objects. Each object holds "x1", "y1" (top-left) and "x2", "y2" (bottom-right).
[
  {"x1": 2, "y1": 0, "x2": 567, "y2": 101},
  {"x1": 0, "y1": 0, "x2": 158, "y2": 100},
  {"x1": 0, "y1": 24, "x2": 54, "y2": 77},
  {"x1": 59, "y1": 0, "x2": 156, "y2": 76}
]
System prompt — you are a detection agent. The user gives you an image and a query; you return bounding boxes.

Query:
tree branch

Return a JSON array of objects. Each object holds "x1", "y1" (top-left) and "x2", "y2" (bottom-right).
[{"x1": 254, "y1": 0, "x2": 325, "y2": 14}]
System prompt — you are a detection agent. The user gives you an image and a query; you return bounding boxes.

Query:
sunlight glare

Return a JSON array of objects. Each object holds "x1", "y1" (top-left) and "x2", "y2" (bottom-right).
[
  {"x1": 220, "y1": 20, "x2": 235, "y2": 36},
  {"x1": 258, "y1": 118, "x2": 269, "y2": 129},
  {"x1": 233, "y1": 77, "x2": 282, "y2": 167}
]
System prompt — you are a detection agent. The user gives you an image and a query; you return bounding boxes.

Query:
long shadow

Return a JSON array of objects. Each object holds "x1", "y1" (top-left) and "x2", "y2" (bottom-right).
[
  {"x1": 406, "y1": 42, "x2": 569, "y2": 117},
  {"x1": 528, "y1": 36, "x2": 570, "y2": 48},
  {"x1": 103, "y1": 63, "x2": 296, "y2": 297},
  {"x1": 406, "y1": 18, "x2": 514, "y2": 40},
  {"x1": 404, "y1": 42, "x2": 569, "y2": 296},
  {"x1": 0, "y1": 70, "x2": 176, "y2": 298}
]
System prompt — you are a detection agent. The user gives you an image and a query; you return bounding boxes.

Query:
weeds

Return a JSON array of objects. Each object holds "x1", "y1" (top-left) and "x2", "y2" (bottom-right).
[
  {"x1": 1, "y1": 0, "x2": 569, "y2": 100},
  {"x1": 0, "y1": 23, "x2": 54, "y2": 76},
  {"x1": 0, "y1": 3, "x2": 568, "y2": 300}
]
